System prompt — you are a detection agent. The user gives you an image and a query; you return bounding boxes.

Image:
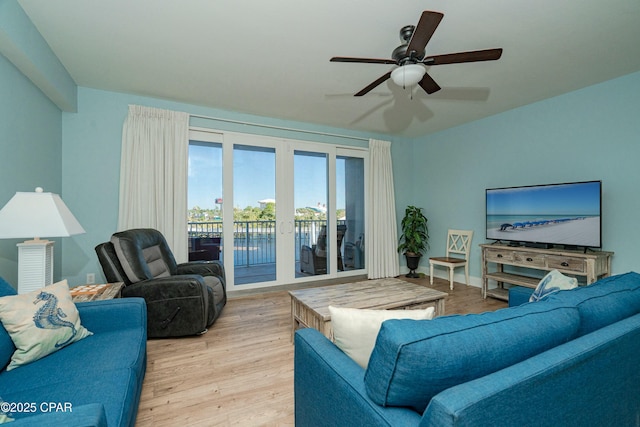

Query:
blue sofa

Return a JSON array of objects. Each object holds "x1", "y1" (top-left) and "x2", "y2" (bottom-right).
[
  {"x1": 0, "y1": 278, "x2": 147, "y2": 426},
  {"x1": 295, "y1": 272, "x2": 640, "y2": 426}
]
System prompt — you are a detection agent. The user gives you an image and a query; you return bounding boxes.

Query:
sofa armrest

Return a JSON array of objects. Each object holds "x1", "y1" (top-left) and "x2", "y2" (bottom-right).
[
  {"x1": 294, "y1": 328, "x2": 421, "y2": 427},
  {"x1": 420, "y1": 313, "x2": 640, "y2": 427},
  {"x1": 76, "y1": 298, "x2": 147, "y2": 334},
  {"x1": 177, "y1": 261, "x2": 226, "y2": 284},
  {"x1": 9, "y1": 403, "x2": 106, "y2": 427}
]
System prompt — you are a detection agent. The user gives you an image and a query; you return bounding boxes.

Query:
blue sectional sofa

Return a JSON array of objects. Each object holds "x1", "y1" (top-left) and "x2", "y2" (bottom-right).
[
  {"x1": 295, "y1": 272, "x2": 640, "y2": 426},
  {"x1": 0, "y1": 278, "x2": 147, "y2": 426}
]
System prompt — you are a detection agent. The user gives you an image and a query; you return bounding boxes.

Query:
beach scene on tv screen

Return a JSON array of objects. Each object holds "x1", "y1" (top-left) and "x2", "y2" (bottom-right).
[{"x1": 486, "y1": 182, "x2": 601, "y2": 247}]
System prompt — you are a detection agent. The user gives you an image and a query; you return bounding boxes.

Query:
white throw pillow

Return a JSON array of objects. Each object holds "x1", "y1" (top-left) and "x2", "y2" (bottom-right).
[
  {"x1": 329, "y1": 305, "x2": 435, "y2": 368},
  {"x1": 529, "y1": 269, "x2": 579, "y2": 302},
  {"x1": 0, "y1": 280, "x2": 93, "y2": 371}
]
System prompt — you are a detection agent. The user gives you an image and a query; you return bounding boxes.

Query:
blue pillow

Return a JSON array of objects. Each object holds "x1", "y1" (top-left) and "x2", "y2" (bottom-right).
[{"x1": 0, "y1": 277, "x2": 17, "y2": 370}]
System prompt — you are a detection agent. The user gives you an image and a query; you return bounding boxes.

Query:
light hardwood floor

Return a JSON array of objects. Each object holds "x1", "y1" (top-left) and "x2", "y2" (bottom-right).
[{"x1": 135, "y1": 277, "x2": 507, "y2": 426}]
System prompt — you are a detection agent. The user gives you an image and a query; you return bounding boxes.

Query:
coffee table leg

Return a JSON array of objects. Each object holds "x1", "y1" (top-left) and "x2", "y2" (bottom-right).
[
  {"x1": 436, "y1": 298, "x2": 446, "y2": 316},
  {"x1": 291, "y1": 297, "x2": 297, "y2": 343}
]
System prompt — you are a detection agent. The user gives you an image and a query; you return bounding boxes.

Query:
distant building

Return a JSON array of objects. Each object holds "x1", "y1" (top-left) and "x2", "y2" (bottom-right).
[{"x1": 259, "y1": 198, "x2": 276, "y2": 209}]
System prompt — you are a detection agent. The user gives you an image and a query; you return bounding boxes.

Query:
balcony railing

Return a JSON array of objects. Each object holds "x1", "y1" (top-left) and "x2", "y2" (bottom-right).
[{"x1": 188, "y1": 220, "x2": 342, "y2": 266}]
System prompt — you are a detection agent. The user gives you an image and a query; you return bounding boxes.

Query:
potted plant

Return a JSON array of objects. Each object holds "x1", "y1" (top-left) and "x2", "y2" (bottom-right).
[{"x1": 397, "y1": 205, "x2": 429, "y2": 278}]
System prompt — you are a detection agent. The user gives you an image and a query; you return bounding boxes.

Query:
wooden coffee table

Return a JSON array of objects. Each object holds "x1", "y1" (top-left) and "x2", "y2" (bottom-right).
[{"x1": 289, "y1": 278, "x2": 447, "y2": 341}]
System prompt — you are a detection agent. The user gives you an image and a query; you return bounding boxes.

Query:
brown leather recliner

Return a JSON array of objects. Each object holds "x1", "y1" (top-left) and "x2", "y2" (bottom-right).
[{"x1": 95, "y1": 228, "x2": 226, "y2": 338}]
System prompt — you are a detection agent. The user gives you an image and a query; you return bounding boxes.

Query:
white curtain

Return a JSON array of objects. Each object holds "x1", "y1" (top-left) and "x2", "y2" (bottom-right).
[
  {"x1": 118, "y1": 105, "x2": 190, "y2": 262},
  {"x1": 366, "y1": 139, "x2": 399, "y2": 279}
]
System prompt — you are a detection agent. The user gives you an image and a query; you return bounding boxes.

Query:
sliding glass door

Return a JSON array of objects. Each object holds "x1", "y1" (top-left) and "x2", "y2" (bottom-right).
[
  {"x1": 232, "y1": 144, "x2": 276, "y2": 285},
  {"x1": 337, "y1": 152, "x2": 366, "y2": 271},
  {"x1": 295, "y1": 150, "x2": 329, "y2": 278},
  {"x1": 188, "y1": 129, "x2": 367, "y2": 291},
  {"x1": 187, "y1": 139, "x2": 224, "y2": 268}
]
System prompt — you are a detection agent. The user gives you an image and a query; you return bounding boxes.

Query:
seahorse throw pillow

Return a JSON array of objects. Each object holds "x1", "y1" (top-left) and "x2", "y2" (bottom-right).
[{"x1": 0, "y1": 280, "x2": 92, "y2": 371}]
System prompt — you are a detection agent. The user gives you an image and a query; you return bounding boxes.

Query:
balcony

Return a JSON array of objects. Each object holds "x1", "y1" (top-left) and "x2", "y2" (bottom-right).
[{"x1": 188, "y1": 220, "x2": 358, "y2": 284}]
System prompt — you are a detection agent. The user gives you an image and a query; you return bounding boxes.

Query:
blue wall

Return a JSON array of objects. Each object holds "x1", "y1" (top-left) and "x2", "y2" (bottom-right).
[
  {"x1": 410, "y1": 71, "x2": 640, "y2": 280},
  {"x1": 0, "y1": 53, "x2": 62, "y2": 287}
]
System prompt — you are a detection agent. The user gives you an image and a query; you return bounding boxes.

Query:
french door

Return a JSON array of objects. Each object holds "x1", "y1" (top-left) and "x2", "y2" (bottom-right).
[{"x1": 188, "y1": 129, "x2": 367, "y2": 292}]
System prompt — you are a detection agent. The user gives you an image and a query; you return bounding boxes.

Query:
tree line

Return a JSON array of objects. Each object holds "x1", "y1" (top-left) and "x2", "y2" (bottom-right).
[{"x1": 189, "y1": 203, "x2": 345, "y2": 222}]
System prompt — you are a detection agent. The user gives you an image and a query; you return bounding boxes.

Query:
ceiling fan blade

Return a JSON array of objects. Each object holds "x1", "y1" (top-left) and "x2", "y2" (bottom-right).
[
  {"x1": 331, "y1": 56, "x2": 396, "y2": 65},
  {"x1": 355, "y1": 72, "x2": 392, "y2": 96},
  {"x1": 418, "y1": 72, "x2": 441, "y2": 94},
  {"x1": 406, "y1": 11, "x2": 444, "y2": 57},
  {"x1": 424, "y1": 48, "x2": 503, "y2": 65}
]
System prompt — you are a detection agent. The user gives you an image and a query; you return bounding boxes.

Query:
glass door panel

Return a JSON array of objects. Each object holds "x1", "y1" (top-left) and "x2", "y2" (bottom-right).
[
  {"x1": 337, "y1": 155, "x2": 365, "y2": 271},
  {"x1": 295, "y1": 150, "x2": 329, "y2": 277},
  {"x1": 233, "y1": 144, "x2": 276, "y2": 285},
  {"x1": 187, "y1": 141, "x2": 224, "y2": 265}
]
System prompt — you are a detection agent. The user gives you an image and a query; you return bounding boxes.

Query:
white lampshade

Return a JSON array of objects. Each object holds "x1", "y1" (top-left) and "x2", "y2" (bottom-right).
[
  {"x1": 390, "y1": 64, "x2": 426, "y2": 88},
  {"x1": 0, "y1": 187, "x2": 85, "y2": 294},
  {"x1": 0, "y1": 187, "x2": 85, "y2": 239}
]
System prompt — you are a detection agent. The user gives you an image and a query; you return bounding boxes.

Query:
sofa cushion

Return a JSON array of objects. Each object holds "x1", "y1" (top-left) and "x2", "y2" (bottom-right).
[
  {"x1": 1, "y1": 331, "x2": 146, "y2": 404},
  {"x1": 4, "y1": 368, "x2": 140, "y2": 426},
  {"x1": 0, "y1": 277, "x2": 16, "y2": 298},
  {"x1": 329, "y1": 306, "x2": 435, "y2": 369},
  {"x1": 529, "y1": 269, "x2": 578, "y2": 302},
  {"x1": 546, "y1": 272, "x2": 640, "y2": 336},
  {"x1": 364, "y1": 302, "x2": 580, "y2": 413},
  {"x1": 0, "y1": 277, "x2": 17, "y2": 371},
  {"x1": 0, "y1": 280, "x2": 92, "y2": 371}
]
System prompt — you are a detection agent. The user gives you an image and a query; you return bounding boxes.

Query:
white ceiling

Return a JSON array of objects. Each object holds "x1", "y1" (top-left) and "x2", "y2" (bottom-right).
[{"x1": 18, "y1": 0, "x2": 640, "y2": 138}]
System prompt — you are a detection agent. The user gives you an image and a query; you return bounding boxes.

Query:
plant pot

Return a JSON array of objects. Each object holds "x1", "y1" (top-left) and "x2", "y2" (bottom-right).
[{"x1": 404, "y1": 253, "x2": 421, "y2": 278}]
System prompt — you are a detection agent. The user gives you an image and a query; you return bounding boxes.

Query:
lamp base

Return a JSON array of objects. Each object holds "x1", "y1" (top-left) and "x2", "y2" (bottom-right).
[{"x1": 17, "y1": 240, "x2": 54, "y2": 294}]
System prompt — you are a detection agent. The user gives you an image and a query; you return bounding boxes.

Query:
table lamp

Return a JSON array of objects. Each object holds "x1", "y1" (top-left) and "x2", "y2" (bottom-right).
[{"x1": 0, "y1": 187, "x2": 85, "y2": 294}]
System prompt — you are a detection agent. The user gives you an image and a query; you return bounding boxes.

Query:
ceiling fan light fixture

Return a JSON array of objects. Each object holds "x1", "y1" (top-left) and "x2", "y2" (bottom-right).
[{"x1": 391, "y1": 64, "x2": 426, "y2": 88}]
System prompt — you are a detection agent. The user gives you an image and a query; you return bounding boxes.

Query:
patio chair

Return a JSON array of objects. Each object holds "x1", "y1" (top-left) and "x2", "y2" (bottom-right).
[
  {"x1": 189, "y1": 236, "x2": 221, "y2": 261},
  {"x1": 300, "y1": 225, "x2": 347, "y2": 275}
]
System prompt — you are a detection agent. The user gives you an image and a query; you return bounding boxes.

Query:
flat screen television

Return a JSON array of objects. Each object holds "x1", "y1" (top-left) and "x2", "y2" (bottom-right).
[{"x1": 486, "y1": 180, "x2": 602, "y2": 249}]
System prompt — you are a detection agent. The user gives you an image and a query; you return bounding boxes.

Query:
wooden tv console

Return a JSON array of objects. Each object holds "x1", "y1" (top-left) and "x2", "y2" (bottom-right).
[{"x1": 480, "y1": 243, "x2": 614, "y2": 301}]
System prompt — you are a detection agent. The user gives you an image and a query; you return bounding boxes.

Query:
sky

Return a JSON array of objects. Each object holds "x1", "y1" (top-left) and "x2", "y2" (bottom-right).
[
  {"x1": 486, "y1": 181, "x2": 601, "y2": 216},
  {"x1": 188, "y1": 143, "x2": 347, "y2": 210}
]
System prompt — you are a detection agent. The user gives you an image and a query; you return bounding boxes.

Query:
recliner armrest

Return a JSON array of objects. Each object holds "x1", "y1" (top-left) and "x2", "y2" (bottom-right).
[
  {"x1": 177, "y1": 261, "x2": 225, "y2": 284},
  {"x1": 121, "y1": 275, "x2": 211, "y2": 337},
  {"x1": 121, "y1": 275, "x2": 208, "y2": 301}
]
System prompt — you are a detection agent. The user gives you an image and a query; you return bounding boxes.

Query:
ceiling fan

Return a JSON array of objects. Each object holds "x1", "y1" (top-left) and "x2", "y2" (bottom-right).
[{"x1": 330, "y1": 11, "x2": 503, "y2": 96}]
